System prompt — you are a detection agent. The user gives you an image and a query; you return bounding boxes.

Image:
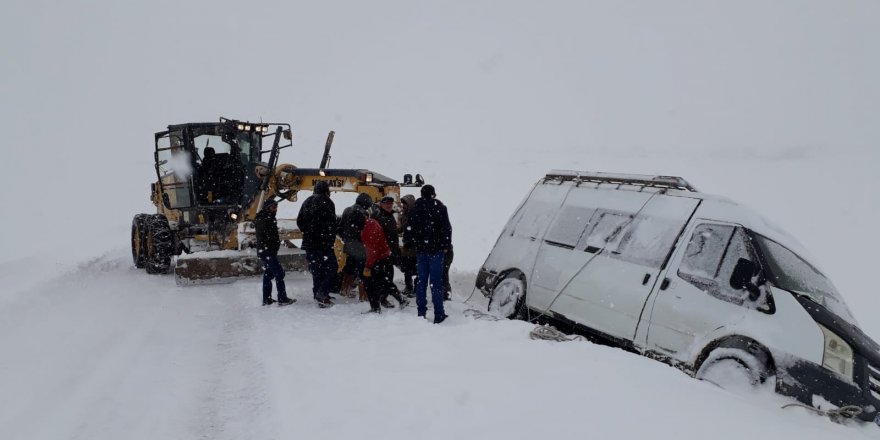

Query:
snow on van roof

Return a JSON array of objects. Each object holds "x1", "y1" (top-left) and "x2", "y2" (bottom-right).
[
  {"x1": 541, "y1": 170, "x2": 820, "y2": 271},
  {"x1": 681, "y1": 191, "x2": 818, "y2": 265},
  {"x1": 545, "y1": 170, "x2": 699, "y2": 192}
]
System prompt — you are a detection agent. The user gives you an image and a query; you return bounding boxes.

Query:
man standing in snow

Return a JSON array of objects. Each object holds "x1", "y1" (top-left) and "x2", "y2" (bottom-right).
[
  {"x1": 296, "y1": 181, "x2": 338, "y2": 308},
  {"x1": 407, "y1": 184, "x2": 452, "y2": 323},
  {"x1": 255, "y1": 197, "x2": 295, "y2": 306},
  {"x1": 361, "y1": 215, "x2": 393, "y2": 313},
  {"x1": 373, "y1": 196, "x2": 409, "y2": 308},
  {"x1": 339, "y1": 193, "x2": 372, "y2": 300},
  {"x1": 398, "y1": 194, "x2": 418, "y2": 297}
]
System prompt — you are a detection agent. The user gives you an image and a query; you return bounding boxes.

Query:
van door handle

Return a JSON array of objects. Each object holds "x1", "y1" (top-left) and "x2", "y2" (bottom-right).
[
  {"x1": 660, "y1": 278, "x2": 671, "y2": 290},
  {"x1": 642, "y1": 274, "x2": 651, "y2": 285}
]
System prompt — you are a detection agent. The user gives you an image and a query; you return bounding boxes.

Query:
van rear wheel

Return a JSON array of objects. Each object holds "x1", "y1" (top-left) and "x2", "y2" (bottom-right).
[{"x1": 488, "y1": 273, "x2": 526, "y2": 320}]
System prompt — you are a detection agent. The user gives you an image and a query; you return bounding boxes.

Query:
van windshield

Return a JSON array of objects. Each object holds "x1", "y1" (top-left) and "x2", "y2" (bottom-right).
[{"x1": 754, "y1": 234, "x2": 857, "y2": 324}]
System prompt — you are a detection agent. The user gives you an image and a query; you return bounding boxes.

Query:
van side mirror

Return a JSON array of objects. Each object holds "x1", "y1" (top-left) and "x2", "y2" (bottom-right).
[{"x1": 730, "y1": 258, "x2": 762, "y2": 301}]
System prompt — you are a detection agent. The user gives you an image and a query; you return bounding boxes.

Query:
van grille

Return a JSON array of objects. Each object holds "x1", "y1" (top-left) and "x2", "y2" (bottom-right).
[{"x1": 867, "y1": 363, "x2": 880, "y2": 401}]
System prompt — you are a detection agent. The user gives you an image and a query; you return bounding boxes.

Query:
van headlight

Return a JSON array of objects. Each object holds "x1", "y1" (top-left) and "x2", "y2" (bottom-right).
[{"x1": 819, "y1": 324, "x2": 854, "y2": 381}]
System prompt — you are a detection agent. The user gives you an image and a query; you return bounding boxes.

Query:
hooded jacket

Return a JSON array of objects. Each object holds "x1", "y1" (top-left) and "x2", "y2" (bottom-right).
[
  {"x1": 339, "y1": 193, "x2": 372, "y2": 259},
  {"x1": 255, "y1": 207, "x2": 281, "y2": 256},
  {"x1": 296, "y1": 192, "x2": 338, "y2": 251},
  {"x1": 373, "y1": 205, "x2": 400, "y2": 259}
]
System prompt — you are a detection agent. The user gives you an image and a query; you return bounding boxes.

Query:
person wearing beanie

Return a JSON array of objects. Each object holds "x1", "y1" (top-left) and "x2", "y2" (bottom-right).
[
  {"x1": 407, "y1": 184, "x2": 452, "y2": 323},
  {"x1": 296, "y1": 181, "x2": 338, "y2": 308},
  {"x1": 255, "y1": 197, "x2": 295, "y2": 306}
]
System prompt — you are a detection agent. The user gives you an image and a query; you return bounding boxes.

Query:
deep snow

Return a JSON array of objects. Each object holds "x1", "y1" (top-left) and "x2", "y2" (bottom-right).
[
  {"x1": 2, "y1": 1, "x2": 880, "y2": 438},
  {"x1": 1, "y1": 250, "x2": 877, "y2": 440}
]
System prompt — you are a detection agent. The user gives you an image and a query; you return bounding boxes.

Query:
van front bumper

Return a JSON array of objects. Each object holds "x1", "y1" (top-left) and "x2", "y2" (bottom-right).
[{"x1": 778, "y1": 355, "x2": 879, "y2": 424}]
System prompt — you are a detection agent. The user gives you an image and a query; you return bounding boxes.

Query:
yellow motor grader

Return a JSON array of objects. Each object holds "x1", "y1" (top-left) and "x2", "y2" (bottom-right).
[{"x1": 130, "y1": 117, "x2": 423, "y2": 285}]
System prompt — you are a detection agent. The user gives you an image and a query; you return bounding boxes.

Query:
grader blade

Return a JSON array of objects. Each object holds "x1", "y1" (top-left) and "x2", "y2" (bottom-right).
[{"x1": 174, "y1": 248, "x2": 310, "y2": 285}]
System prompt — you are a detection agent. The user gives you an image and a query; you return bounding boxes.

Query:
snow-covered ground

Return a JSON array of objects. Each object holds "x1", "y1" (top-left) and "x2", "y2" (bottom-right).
[
  {"x1": 1, "y1": 248, "x2": 877, "y2": 440},
  {"x1": 3, "y1": 1, "x2": 880, "y2": 439}
]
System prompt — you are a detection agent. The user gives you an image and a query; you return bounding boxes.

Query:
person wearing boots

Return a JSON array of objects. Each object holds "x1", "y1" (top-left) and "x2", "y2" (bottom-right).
[
  {"x1": 255, "y1": 197, "x2": 295, "y2": 306},
  {"x1": 361, "y1": 215, "x2": 400, "y2": 313},
  {"x1": 339, "y1": 193, "x2": 372, "y2": 300},
  {"x1": 398, "y1": 194, "x2": 417, "y2": 297},
  {"x1": 296, "y1": 181, "x2": 337, "y2": 308},
  {"x1": 408, "y1": 184, "x2": 452, "y2": 323},
  {"x1": 374, "y1": 196, "x2": 408, "y2": 308}
]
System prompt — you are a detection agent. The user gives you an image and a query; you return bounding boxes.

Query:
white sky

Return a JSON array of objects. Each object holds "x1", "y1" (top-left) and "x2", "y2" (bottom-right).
[{"x1": 1, "y1": 0, "x2": 878, "y2": 265}]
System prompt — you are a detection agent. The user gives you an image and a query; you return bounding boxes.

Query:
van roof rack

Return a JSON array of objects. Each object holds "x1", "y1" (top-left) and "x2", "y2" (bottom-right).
[{"x1": 544, "y1": 170, "x2": 699, "y2": 192}]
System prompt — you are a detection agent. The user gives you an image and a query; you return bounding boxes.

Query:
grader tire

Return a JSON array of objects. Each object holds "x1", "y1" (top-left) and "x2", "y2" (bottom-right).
[
  {"x1": 131, "y1": 214, "x2": 150, "y2": 269},
  {"x1": 145, "y1": 214, "x2": 174, "y2": 274}
]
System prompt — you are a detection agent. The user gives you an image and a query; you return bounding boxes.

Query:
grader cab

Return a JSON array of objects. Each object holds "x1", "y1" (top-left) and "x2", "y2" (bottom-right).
[{"x1": 130, "y1": 117, "x2": 423, "y2": 285}]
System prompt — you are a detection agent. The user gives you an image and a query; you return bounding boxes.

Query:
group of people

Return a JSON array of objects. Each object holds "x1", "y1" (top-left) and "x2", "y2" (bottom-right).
[{"x1": 254, "y1": 181, "x2": 453, "y2": 324}]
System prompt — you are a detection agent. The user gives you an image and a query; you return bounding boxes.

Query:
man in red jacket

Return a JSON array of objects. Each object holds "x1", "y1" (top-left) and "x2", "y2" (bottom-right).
[{"x1": 361, "y1": 216, "x2": 409, "y2": 313}]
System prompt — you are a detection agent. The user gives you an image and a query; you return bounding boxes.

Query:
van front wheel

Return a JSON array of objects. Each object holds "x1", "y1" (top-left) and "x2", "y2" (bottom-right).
[
  {"x1": 488, "y1": 273, "x2": 526, "y2": 320},
  {"x1": 695, "y1": 348, "x2": 771, "y2": 391}
]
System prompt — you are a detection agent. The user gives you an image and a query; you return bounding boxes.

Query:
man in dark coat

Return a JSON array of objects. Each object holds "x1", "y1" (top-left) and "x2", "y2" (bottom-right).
[
  {"x1": 407, "y1": 184, "x2": 452, "y2": 323},
  {"x1": 372, "y1": 196, "x2": 409, "y2": 308},
  {"x1": 375, "y1": 196, "x2": 401, "y2": 262},
  {"x1": 296, "y1": 181, "x2": 337, "y2": 308},
  {"x1": 398, "y1": 194, "x2": 417, "y2": 297},
  {"x1": 255, "y1": 198, "x2": 295, "y2": 306},
  {"x1": 339, "y1": 193, "x2": 371, "y2": 300}
]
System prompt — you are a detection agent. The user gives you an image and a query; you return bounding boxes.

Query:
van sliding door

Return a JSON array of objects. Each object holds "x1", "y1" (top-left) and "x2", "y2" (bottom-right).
[{"x1": 547, "y1": 189, "x2": 699, "y2": 342}]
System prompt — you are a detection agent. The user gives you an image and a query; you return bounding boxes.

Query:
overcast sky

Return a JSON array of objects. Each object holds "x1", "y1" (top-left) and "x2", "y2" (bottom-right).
[{"x1": 1, "y1": 1, "x2": 878, "y2": 264}]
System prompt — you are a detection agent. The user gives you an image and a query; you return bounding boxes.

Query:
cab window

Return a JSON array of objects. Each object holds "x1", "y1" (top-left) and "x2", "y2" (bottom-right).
[{"x1": 678, "y1": 223, "x2": 760, "y2": 306}]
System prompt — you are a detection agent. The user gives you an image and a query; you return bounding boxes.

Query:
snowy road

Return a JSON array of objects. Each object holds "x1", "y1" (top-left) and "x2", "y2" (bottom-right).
[{"x1": 0, "y1": 250, "x2": 876, "y2": 440}]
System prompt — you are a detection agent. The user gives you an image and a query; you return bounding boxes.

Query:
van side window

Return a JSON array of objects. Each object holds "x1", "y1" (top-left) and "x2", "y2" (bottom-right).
[
  {"x1": 512, "y1": 201, "x2": 557, "y2": 239},
  {"x1": 614, "y1": 216, "x2": 683, "y2": 268},
  {"x1": 579, "y1": 211, "x2": 632, "y2": 253},
  {"x1": 678, "y1": 224, "x2": 759, "y2": 305},
  {"x1": 544, "y1": 206, "x2": 596, "y2": 249},
  {"x1": 509, "y1": 184, "x2": 570, "y2": 239}
]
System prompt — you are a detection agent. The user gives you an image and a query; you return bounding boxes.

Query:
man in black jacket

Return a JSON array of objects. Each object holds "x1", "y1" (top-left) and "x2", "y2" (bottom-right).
[
  {"x1": 407, "y1": 185, "x2": 452, "y2": 323},
  {"x1": 296, "y1": 181, "x2": 338, "y2": 308},
  {"x1": 374, "y1": 196, "x2": 408, "y2": 308},
  {"x1": 255, "y1": 198, "x2": 295, "y2": 306},
  {"x1": 338, "y1": 193, "x2": 371, "y2": 300}
]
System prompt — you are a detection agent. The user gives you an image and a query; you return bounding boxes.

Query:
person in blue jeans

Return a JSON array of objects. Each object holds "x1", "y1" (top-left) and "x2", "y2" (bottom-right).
[
  {"x1": 296, "y1": 181, "x2": 339, "y2": 308},
  {"x1": 407, "y1": 184, "x2": 452, "y2": 323},
  {"x1": 254, "y1": 198, "x2": 295, "y2": 306}
]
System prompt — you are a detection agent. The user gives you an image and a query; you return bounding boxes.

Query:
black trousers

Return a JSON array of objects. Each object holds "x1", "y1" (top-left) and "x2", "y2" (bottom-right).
[
  {"x1": 365, "y1": 258, "x2": 397, "y2": 310},
  {"x1": 306, "y1": 249, "x2": 337, "y2": 301}
]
